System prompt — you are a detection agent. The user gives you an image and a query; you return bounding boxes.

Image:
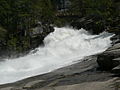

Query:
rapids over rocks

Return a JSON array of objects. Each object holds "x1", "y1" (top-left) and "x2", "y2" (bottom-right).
[{"x1": 0, "y1": 27, "x2": 114, "y2": 84}]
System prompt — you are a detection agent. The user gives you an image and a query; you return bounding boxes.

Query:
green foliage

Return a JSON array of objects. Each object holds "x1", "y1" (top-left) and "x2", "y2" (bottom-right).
[
  {"x1": 21, "y1": 36, "x2": 30, "y2": 51},
  {"x1": 7, "y1": 35, "x2": 30, "y2": 53},
  {"x1": 7, "y1": 36, "x2": 18, "y2": 51},
  {"x1": 70, "y1": 0, "x2": 119, "y2": 33},
  {"x1": 0, "y1": 27, "x2": 7, "y2": 41},
  {"x1": 0, "y1": 0, "x2": 56, "y2": 55},
  {"x1": 54, "y1": 18, "x2": 67, "y2": 27},
  {"x1": 70, "y1": 0, "x2": 114, "y2": 18},
  {"x1": 0, "y1": 27, "x2": 7, "y2": 50},
  {"x1": 0, "y1": 0, "x2": 119, "y2": 56},
  {"x1": 85, "y1": 0, "x2": 114, "y2": 18},
  {"x1": 0, "y1": 0, "x2": 55, "y2": 32},
  {"x1": 70, "y1": 0, "x2": 86, "y2": 16}
]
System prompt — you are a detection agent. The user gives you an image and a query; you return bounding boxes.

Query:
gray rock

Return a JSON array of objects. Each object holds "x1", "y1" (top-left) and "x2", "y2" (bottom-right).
[
  {"x1": 111, "y1": 57, "x2": 120, "y2": 74},
  {"x1": 107, "y1": 43, "x2": 120, "y2": 51},
  {"x1": 113, "y1": 57, "x2": 120, "y2": 61},
  {"x1": 0, "y1": 55, "x2": 113, "y2": 90},
  {"x1": 38, "y1": 79, "x2": 115, "y2": 90},
  {"x1": 112, "y1": 65, "x2": 120, "y2": 74},
  {"x1": 97, "y1": 54, "x2": 119, "y2": 70},
  {"x1": 111, "y1": 34, "x2": 120, "y2": 44},
  {"x1": 103, "y1": 49, "x2": 120, "y2": 56},
  {"x1": 97, "y1": 43, "x2": 120, "y2": 70},
  {"x1": 23, "y1": 80, "x2": 44, "y2": 89},
  {"x1": 29, "y1": 23, "x2": 54, "y2": 49}
]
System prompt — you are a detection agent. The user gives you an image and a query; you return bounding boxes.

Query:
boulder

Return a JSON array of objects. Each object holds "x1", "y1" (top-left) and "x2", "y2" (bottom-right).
[
  {"x1": 70, "y1": 16, "x2": 105, "y2": 34},
  {"x1": 111, "y1": 58, "x2": 120, "y2": 74},
  {"x1": 112, "y1": 65, "x2": 120, "y2": 74},
  {"x1": 107, "y1": 43, "x2": 120, "y2": 51},
  {"x1": 30, "y1": 23, "x2": 54, "y2": 49},
  {"x1": 111, "y1": 35, "x2": 120, "y2": 44},
  {"x1": 97, "y1": 54, "x2": 119, "y2": 70},
  {"x1": 97, "y1": 43, "x2": 120, "y2": 70}
]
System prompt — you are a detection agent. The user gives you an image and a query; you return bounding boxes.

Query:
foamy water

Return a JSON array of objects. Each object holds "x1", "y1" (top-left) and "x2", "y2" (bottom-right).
[{"x1": 0, "y1": 27, "x2": 113, "y2": 84}]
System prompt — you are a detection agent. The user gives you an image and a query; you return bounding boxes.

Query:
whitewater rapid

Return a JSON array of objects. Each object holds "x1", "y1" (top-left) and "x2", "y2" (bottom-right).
[{"x1": 0, "y1": 27, "x2": 113, "y2": 84}]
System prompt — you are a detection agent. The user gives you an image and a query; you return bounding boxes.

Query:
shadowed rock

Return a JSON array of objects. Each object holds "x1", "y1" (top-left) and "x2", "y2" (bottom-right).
[{"x1": 97, "y1": 43, "x2": 120, "y2": 70}]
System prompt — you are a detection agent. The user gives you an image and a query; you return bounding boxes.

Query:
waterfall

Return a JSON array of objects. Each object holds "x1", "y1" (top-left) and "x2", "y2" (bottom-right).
[{"x1": 0, "y1": 27, "x2": 114, "y2": 84}]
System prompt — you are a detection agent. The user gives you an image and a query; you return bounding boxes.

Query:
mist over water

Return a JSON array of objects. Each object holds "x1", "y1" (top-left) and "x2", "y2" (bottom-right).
[{"x1": 0, "y1": 27, "x2": 113, "y2": 84}]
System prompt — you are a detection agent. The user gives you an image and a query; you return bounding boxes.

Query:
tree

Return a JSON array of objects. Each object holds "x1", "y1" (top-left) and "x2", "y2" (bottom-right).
[
  {"x1": 0, "y1": 0, "x2": 56, "y2": 54},
  {"x1": 0, "y1": 0, "x2": 55, "y2": 33}
]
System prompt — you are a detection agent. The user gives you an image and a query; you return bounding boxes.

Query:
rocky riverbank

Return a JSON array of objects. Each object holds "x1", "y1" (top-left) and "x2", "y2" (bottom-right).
[
  {"x1": 97, "y1": 34, "x2": 120, "y2": 73},
  {"x1": 0, "y1": 55, "x2": 115, "y2": 90}
]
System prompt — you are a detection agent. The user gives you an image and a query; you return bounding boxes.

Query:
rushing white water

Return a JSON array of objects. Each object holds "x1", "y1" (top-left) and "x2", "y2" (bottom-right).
[{"x1": 0, "y1": 27, "x2": 113, "y2": 84}]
